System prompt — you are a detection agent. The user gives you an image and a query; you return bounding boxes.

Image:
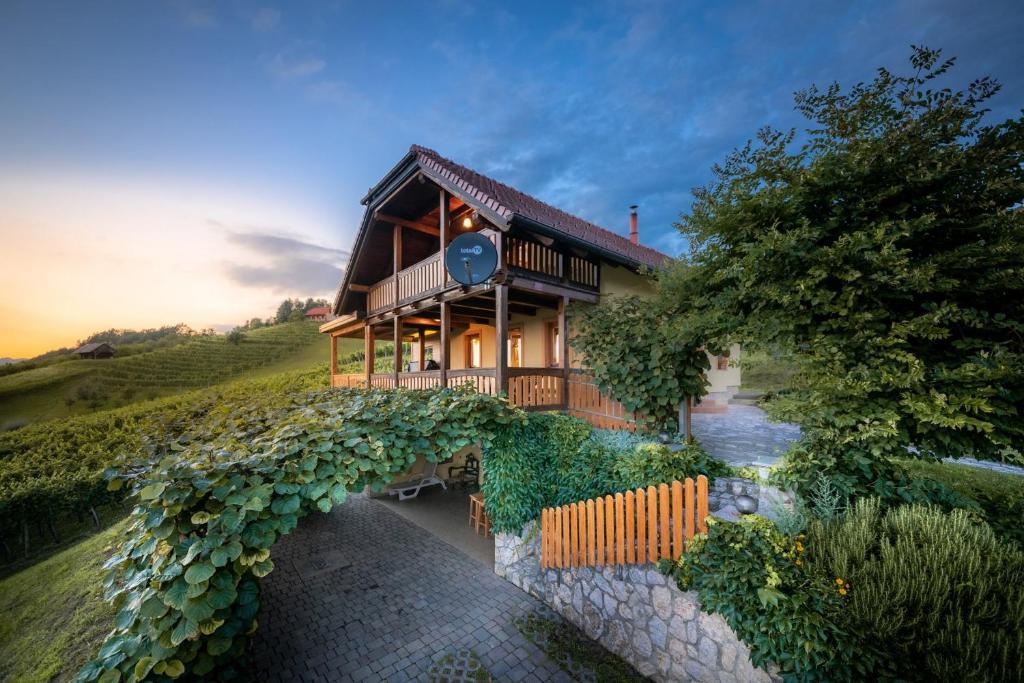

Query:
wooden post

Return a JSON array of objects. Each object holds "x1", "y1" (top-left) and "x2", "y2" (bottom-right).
[
  {"x1": 417, "y1": 327, "x2": 425, "y2": 371},
  {"x1": 329, "y1": 334, "x2": 337, "y2": 383},
  {"x1": 558, "y1": 295, "x2": 570, "y2": 408},
  {"x1": 393, "y1": 316, "x2": 402, "y2": 384},
  {"x1": 364, "y1": 325, "x2": 374, "y2": 384},
  {"x1": 393, "y1": 224, "x2": 402, "y2": 307},
  {"x1": 679, "y1": 396, "x2": 693, "y2": 442},
  {"x1": 440, "y1": 301, "x2": 449, "y2": 387},
  {"x1": 439, "y1": 189, "x2": 449, "y2": 253},
  {"x1": 495, "y1": 284, "x2": 509, "y2": 395}
]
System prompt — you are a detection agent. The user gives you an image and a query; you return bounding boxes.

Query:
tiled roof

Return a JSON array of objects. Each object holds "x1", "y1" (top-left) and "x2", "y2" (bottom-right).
[
  {"x1": 75, "y1": 342, "x2": 110, "y2": 353},
  {"x1": 304, "y1": 307, "x2": 330, "y2": 317},
  {"x1": 411, "y1": 145, "x2": 671, "y2": 269}
]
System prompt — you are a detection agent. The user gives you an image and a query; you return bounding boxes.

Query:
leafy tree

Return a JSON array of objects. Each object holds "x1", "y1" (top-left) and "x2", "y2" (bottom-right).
[
  {"x1": 570, "y1": 284, "x2": 723, "y2": 432},
  {"x1": 670, "y1": 47, "x2": 1024, "y2": 499},
  {"x1": 273, "y1": 299, "x2": 294, "y2": 324},
  {"x1": 225, "y1": 327, "x2": 245, "y2": 345},
  {"x1": 287, "y1": 308, "x2": 305, "y2": 323}
]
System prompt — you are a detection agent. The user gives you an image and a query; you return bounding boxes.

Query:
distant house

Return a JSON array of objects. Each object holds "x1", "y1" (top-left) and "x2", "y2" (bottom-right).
[
  {"x1": 304, "y1": 306, "x2": 332, "y2": 322},
  {"x1": 75, "y1": 342, "x2": 115, "y2": 359}
]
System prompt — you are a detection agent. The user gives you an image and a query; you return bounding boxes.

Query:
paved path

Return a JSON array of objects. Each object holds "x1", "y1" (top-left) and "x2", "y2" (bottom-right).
[
  {"x1": 692, "y1": 405, "x2": 800, "y2": 467},
  {"x1": 251, "y1": 495, "x2": 576, "y2": 683},
  {"x1": 693, "y1": 404, "x2": 1024, "y2": 477}
]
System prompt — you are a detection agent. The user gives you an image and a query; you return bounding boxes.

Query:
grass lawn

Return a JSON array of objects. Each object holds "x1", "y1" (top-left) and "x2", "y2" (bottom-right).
[
  {"x1": 0, "y1": 522, "x2": 122, "y2": 682},
  {"x1": 738, "y1": 350, "x2": 798, "y2": 393},
  {"x1": 902, "y1": 458, "x2": 1024, "y2": 545}
]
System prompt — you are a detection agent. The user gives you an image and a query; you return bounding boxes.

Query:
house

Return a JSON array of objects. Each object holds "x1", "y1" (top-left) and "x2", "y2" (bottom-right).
[
  {"x1": 321, "y1": 145, "x2": 741, "y2": 428},
  {"x1": 75, "y1": 342, "x2": 115, "y2": 359},
  {"x1": 304, "y1": 306, "x2": 332, "y2": 322}
]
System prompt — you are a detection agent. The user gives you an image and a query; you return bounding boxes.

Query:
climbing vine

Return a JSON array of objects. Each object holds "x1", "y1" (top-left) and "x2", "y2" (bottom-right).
[{"x1": 74, "y1": 386, "x2": 520, "y2": 682}]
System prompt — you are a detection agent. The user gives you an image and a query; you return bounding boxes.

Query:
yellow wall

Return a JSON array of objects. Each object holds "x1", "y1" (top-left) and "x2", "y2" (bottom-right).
[
  {"x1": 600, "y1": 263, "x2": 656, "y2": 298},
  {"x1": 707, "y1": 343, "x2": 742, "y2": 393}
]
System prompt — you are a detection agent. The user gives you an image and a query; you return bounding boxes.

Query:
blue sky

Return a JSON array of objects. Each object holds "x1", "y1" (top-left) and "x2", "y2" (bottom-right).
[{"x1": 1, "y1": 0, "x2": 1021, "y2": 354}]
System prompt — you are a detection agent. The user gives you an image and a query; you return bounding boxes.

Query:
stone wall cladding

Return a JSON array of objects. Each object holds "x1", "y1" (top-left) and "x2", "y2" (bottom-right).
[{"x1": 496, "y1": 521, "x2": 780, "y2": 683}]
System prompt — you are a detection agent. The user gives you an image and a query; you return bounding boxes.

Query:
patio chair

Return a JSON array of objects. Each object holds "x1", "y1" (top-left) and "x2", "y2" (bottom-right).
[{"x1": 386, "y1": 460, "x2": 447, "y2": 501}]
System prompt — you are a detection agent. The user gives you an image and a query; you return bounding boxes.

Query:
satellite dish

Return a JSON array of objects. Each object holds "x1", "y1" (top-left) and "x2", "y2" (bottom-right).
[{"x1": 445, "y1": 233, "x2": 498, "y2": 286}]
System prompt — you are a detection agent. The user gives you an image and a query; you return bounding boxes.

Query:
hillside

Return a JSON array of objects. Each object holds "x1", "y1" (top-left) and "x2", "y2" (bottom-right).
[{"x1": 0, "y1": 322, "x2": 358, "y2": 426}]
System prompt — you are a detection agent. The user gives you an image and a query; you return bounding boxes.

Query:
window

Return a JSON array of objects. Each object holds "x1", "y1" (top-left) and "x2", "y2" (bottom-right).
[
  {"x1": 466, "y1": 332, "x2": 482, "y2": 368},
  {"x1": 717, "y1": 355, "x2": 729, "y2": 371},
  {"x1": 508, "y1": 328, "x2": 523, "y2": 368},
  {"x1": 545, "y1": 321, "x2": 561, "y2": 367}
]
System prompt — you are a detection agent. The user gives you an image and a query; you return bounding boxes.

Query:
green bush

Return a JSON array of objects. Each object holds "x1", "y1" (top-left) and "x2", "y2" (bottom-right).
[
  {"x1": 483, "y1": 413, "x2": 730, "y2": 534},
  {"x1": 75, "y1": 386, "x2": 519, "y2": 681},
  {"x1": 660, "y1": 515, "x2": 879, "y2": 681},
  {"x1": 611, "y1": 442, "x2": 731, "y2": 491},
  {"x1": 806, "y1": 498, "x2": 1024, "y2": 682}
]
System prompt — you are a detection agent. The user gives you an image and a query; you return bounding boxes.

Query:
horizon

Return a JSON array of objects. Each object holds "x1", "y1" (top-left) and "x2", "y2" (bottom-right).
[{"x1": 2, "y1": 0, "x2": 1022, "y2": 357}]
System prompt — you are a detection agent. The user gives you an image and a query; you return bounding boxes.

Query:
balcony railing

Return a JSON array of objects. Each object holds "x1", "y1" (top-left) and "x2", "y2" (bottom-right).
[{"x1": 364, "y1": 231, "x2": 599, "y2": 315}]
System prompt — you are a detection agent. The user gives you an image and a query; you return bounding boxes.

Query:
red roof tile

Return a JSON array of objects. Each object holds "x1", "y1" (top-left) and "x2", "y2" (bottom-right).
[
  {"x1": 304, "y1": 307, "x2": 331, "y2": 317},
  {"x1": 411, "y1": 145, "x2": 671, "y2": 269}
]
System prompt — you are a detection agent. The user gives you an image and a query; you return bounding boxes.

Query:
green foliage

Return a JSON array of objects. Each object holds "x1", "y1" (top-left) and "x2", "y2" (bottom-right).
[
  {"x1": 806, "y1": 498, "x2": 1024, "y2": 682},
  {"x1": 569, "y1": 293, "x2": 716, "y2": 431},
  {"x1": 75, "y1": 386, "x2": 519, "y2": 681},
  {"x1": 611, "y1": 442, "x2": 731, "y2": 491},
  {"x1": 660, "y1": 515, "x2": 879, "y2": 680},
  {"x1": 515, "y1": 611, "x2": 646, "y2": 682},
  {"x1": 900, "y1": 459, "x2": 1024, "y2": 547},
  {"x1": 669, "y1": 46, "x2": 1024, "y2": 499},
  {"x1": 224, "y1": 328, "x2": 245, "y2": 346},
  {"x1": 482, "y1": 413, "x2": 729, "y2": 534},
  {"x1": 0, "y1": 367, "x2": 326, "y2": 551}
]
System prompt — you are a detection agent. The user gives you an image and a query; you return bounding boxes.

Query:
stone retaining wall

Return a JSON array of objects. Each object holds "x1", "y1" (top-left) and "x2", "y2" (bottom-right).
[
  {"x1": 709, "y1": 476, "x2": 793, "y2": 522},
  {"x1": 496, "y1": 519, "x2": 780, "y2": 683}
]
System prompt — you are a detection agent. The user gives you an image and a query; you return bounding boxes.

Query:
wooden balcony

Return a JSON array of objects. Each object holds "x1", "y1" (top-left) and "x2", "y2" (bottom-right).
[{"x1": 364, "y1": 233, "x2": 599, "y2": 317}]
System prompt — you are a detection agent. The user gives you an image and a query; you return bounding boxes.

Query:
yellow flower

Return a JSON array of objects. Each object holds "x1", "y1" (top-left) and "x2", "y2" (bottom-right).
[
  {"x1": 835, "y1": 578, "x2": 844, "y2": 586},
  {"x1": 839, "y1": 588, "x2": 847, "y2": 596},
  {"x1": 795, "y1": 559, "x2": 802, "y2": 565}
]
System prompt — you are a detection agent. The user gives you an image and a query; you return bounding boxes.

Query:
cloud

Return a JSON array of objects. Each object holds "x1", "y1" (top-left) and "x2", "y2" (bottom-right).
[
  {"x1": 213, "y1": 222, "x2": 349, "y2": 294},
  {"x1": 248, "y1": 7, "x2": 281, "y2": 32},
  {"x1": 171, "y1": 2, "x2": 218, "y2": 29},
  {"x1": 266, "y1": 52, "x2": 325, "y2": 80}
]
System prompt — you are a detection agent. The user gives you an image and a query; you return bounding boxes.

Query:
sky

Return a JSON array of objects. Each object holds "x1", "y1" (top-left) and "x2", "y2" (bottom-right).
[{"x1": 1, "y1": 0, "x2": 1022, "y2": 357}]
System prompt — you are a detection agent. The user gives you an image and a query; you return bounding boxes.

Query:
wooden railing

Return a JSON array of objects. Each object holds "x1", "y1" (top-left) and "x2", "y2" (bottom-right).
[
  {"x1": 367, "y1": 279, "x2": 395, "y2": 314},
  {"x1": 540, "y1": 477, "x2": 709, "y2": 569},
  {"x1": 568, "y1": 256, "x2": 599, "y2": 288},
  {"x1": 369, "y1": 374, "x2": 396, "y2": 389},
  {"x1": 331, "y1": 373, "x2": 366, "y2": 388},
  {"x1": 397, "y1": 371, "x2": 442, "y2": 389},
  {"x1": 508, "y1": 367, "x2": 563, "y2": 408},
  {"x1": 447, "y1": 368, "x2": 496, "y2": 395},
  {"x1": 397, "y1": 253, "x2": 446, "y2": 303},
  {"x1": 567, "y1": 370, "x2": 636, "y2": 430},
  {"x1": 508, "y1": 236, "x2": 561, "y2": 279}
]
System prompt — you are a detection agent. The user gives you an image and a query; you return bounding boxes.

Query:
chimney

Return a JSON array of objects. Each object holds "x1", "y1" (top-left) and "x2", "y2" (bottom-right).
[{"x1": 629, "y1": 205, "x2": 639, "y2": 245}]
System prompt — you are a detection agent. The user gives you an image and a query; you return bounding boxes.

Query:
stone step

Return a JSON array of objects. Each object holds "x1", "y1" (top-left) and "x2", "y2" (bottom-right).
[{"x1": 728, "y1": 397, "x2": 761, "y2": 406}]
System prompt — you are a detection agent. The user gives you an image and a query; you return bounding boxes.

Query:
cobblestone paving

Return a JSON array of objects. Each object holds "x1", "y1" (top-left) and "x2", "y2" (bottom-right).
[
  {"x1": 694, "y1": 404, "x2": 1024, "y2": 477},
  {"x1": 692, "y1": 405, "x2": 800, "y2": 467},
  {"x1": 251, "y1": 494, "x2": 577, "y2": 683}
]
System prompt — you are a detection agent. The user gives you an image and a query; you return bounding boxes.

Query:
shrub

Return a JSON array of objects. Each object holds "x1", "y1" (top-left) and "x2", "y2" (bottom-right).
[
  {"x1": 483, "y1": 413, "x2": 731, "y2": 534},
  {"x1": 660, "y1": 514, "x2": 880, "y2": 680},
  {"x1": 610, "y1": 442, "x2": 730, "y2": 491},
  {"x1": 806, "y1": 498, "x2": 1024, "y2": 682},
  {"x1": 661, "y1": 514, "x2": 877, "y2": 680}
]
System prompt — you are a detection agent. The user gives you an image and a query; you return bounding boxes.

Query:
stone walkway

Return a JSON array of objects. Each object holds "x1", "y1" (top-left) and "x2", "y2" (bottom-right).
[
  {"x1": 694, "y1": 404, "x2": 1024, "y2": 477},
  {"x1": 251, "y1": 495, "x2": 580, "y2": 682},
  {"x1": 692, "y1": 405, "x2": 800, "y2": 467}
]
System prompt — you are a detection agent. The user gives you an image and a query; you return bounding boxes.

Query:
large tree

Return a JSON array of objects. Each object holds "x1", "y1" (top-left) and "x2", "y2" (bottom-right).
[{"x1": 672, "y1": 47, "x2": 1024, "y2": 499}]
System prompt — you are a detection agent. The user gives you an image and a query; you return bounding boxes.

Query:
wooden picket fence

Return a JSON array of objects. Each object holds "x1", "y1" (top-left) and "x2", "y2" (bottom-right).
[{"x1": 539, "y1": 476, "x2": 709, "y2": 569}]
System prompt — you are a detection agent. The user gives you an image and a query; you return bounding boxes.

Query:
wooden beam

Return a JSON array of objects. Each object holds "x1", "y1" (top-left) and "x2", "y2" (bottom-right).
[
  {"x1": 393, "y1": 317, "x2": 402, "y2": 382},
  {"x1": 364, "y1": 325, "x2": 374, "y2": 384},
  {"x1": 511, "y1": 278, "x2": 599, "y2": 304},
  {"x1": 440, "y1": 301, "x2": 450, "y2": 387},
  {"x1": 418, "y1": 327, "x2": 425, "y2": 371},
  {"x1": 348, "y1": 284, "x2": 370, "y2": 293},
  {"x1": 558, "y1": 296, "x2": 570, "y2": 409},
  {"x1": 495, "y1": 283, "x2": 509, "y2": 396},
  {"x1": 329, "y1": 334, "x2": 338, "y2": 377},
  {"x1": 378, "y1": 212, "x2": 440, "y2": 237},
  {"x1": 439, "y1": 190, "x2": 450, "y2": 250}
]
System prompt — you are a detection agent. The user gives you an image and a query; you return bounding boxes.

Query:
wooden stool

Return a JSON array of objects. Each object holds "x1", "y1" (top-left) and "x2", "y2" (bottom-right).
[{"x1": 468, "y1": 492, "x2": 492, "y2": 538}]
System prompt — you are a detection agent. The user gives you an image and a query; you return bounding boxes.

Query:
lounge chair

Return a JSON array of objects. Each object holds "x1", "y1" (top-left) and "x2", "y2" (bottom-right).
[{"x1": 387, "y1": 460, "x2": 447, "y2": 501}]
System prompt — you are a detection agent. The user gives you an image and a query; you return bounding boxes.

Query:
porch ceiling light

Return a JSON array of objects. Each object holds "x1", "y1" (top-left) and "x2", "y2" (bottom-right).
[{"x1": 461, "y1": 215, "x2": 473, "y2": 229}]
